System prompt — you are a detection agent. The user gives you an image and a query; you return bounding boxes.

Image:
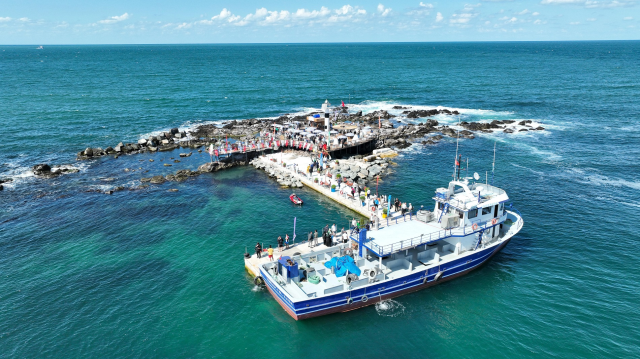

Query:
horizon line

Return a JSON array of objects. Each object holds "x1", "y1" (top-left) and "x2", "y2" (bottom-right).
[{"x1": 2, "y1": 39, "x2": 639, "y2": 46}]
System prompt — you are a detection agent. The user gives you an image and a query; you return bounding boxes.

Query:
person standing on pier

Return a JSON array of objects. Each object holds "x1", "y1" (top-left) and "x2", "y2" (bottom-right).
[
  {"x1": 331, "y1": 223, "x2": 337, "y2": 236},
  {"x1": 342, "y1": 228, "x2": 348, "y2": 243},
  {"x1": 401, "y1": 202, "x2": 407, "y2": 216},
  {"x1": 313, "y1": 230, "x2": 318, "y2": 247},
  {"x1": 409, "y1": 203, "x2": 413, "y2": 215},
  {"x1": 277, "y1": 235, "x2": 283, "y2": 252},
  {"x1": 308, "y1": 231, "x2": 313, "y2": 248},
  {"x1": 285, "y1": 234, "x2": 290, "y2": 249},
  {"x1": 255, "y1": 242, "x2": 262, "y2": 258},
  {"x1": 351, "y1": 218, "x2": 357, "y2": 229},
  {"x1": 267, "y1": 245, "x2": 274, "y2": 261}
]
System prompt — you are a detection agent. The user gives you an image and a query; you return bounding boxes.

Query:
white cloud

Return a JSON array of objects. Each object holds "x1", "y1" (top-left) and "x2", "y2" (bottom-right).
[
  {"x1": 419, "y1": 2, "x2": 434, "y2": 8},
  {"x1": 570, "y1": 21, "x2": 581, "y2": 24},
  {"x1": 377, "y1": 4, "x2": 392, "y2": 16},
  {"x1": 624, "y1": 16, "x2": 633, "y2": 20},
  {"x1": 518, "y1": 9, "x2": 530, "y2": 14},
  {"x1": 541, "y1": 0, "x2": 634, "y2": 7},
  {"x1": 532, "y1": 12, "x2": 540, "y2": 15},
  {"x1": 436, "y1": 12, "x2": 444, "y2": 22},
  {"x1": 98, "y1": 13, "x2": 130, "y2": 24},
  {"x1": 0, "y1": 17, "x2": 12, "y2": 22},
  {"x1": 587, "y1": 17, "x2": 597, "y2": 21},
  {"x1": 197, "y1": 5, "x2": 366, "y2": 28},
  {"x1": 534, "y1": 19, "x2": 543, "y2": 24},
  {"x1": 18, "y1": 17, "x2": 30, "y2": 22},
  {"x1": 450, "y1": 12, "x2": 476, "y2": 24}
]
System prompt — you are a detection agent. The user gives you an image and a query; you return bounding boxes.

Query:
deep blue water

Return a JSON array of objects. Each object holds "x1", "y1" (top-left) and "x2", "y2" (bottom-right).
[{"x1": 1, "y1": 42, "x2": 640, "y2": 358}]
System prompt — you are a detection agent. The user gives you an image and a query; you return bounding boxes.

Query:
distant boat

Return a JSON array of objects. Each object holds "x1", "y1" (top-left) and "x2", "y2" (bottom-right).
[
  {"x1": 36, "y1": 46, "x2": 43, "y2": 50},
  {"x1": 289, "y1": 193, "x2": 303, "y2": 205}
]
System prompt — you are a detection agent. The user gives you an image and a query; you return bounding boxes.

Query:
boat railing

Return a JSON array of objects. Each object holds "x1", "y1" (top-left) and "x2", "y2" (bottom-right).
[
  {"x1": 367, "y1": 228, "x2": 453, "y2": 256},
  {"x1": 368, "y1": 216, "x2": 507, "y2": 256}
]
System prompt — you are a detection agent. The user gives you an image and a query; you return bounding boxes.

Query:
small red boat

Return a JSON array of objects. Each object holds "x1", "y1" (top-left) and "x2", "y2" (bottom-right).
[{"x1": 289, "y1": 193, "x2": 303, "y2": 205}]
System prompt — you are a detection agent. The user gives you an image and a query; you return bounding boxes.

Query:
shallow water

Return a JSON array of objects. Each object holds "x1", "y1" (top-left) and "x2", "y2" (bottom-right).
[{"x1": 1, "y1": 42, "x2": 640, "y2": 358}]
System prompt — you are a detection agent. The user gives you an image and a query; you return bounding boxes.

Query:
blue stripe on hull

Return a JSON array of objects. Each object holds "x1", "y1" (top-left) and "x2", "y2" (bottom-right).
[{"x1": 262, "y1": 240, "x2": 506, "y2": 318}]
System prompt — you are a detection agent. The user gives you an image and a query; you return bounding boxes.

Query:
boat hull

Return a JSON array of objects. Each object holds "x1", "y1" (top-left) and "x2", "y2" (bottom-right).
[{"x1": 264, "y1": 234, "x2": 514, "y2": 320}]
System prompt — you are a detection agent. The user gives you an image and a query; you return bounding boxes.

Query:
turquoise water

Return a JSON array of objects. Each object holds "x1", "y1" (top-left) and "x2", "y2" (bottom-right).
[{"x1": 1, "y1": 42, "x2": 640, "y2": 358}]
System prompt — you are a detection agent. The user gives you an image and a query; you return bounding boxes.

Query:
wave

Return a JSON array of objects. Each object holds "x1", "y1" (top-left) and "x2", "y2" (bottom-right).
[{"x1": 581, "y1": 173, "x2": 640, "y2": 191}]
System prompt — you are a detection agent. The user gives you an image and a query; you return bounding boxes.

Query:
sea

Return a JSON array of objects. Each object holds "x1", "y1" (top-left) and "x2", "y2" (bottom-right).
[{"x1": 1, "y1": 42, "x2": 639, "y2": 358}]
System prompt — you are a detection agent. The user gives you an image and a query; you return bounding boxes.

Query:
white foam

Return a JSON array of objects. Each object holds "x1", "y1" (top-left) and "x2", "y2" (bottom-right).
[
  {"x1": 375, "y1": 299, "x2": 405, "y2": 317},
  {"x1": 582, "y1": 174, "x2": 640, "y2": 191}
]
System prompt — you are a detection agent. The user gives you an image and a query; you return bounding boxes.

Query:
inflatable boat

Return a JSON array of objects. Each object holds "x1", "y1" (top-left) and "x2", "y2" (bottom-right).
[{"x1": 289, "y1": 193, "x2": 303, "y2": 205}]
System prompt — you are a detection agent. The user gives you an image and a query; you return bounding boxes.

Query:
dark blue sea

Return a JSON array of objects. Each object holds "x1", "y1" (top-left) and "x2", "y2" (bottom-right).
[{"x1": 1, "y1": 42, "x2": 639, "y2": 358}]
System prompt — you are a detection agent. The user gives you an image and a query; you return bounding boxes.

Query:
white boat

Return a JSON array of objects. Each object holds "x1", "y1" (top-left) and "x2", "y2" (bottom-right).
[{"x1": 254, "y1": 172, "x2": 523, "y2": 320}]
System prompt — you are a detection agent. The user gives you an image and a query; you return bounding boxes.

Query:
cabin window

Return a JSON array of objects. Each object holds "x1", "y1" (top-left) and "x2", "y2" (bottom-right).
[
  {"x1": 482, "y1": 207, "x2": 491, "y2": 215},
  {"x1": 438, "y1": 202, "x2": 444, "y2": 210},
  {"x1": 458, "y1": 211, "x2": 464, "y2": 219},
  {"x1": 468, "y1": 209, "x2": 478, "y2": 218},
  {"x1": 499, "y1": 203, "x2": 504, "y2": 213}
]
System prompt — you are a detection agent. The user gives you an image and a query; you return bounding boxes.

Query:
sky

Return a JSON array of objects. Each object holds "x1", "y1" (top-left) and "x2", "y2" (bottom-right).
[{"x1": 0, "y1": 0, "x2": 638, "y2": 44}]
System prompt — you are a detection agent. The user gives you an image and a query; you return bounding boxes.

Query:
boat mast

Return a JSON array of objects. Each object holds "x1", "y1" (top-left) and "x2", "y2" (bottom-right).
[
  {"x1": 453, "y1": 115, "x2": 460, "y2": 180},
  {"x1": 491, "y1": 142, "x2": 496, "y2": 185}
]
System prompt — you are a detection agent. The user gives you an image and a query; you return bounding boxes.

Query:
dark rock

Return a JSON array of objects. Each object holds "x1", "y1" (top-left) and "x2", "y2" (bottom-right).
[
  {"x1": 503, "y1": 129, "x2": 514, "y2": 134},
  {"x1": 149, "y1": 175, "x2": 166, "y2": 184},
  {"x1": 431, "y1": 135, "x2": 443, "y2": 141},
  {"x1": 115, "y1": 142, "x2": 124, "y2": 153},
  {"x1": 392, "y1": 106, "x2": 410, "y2": 110},
  {"x1": 518, "y1": 120, "x2": 532, "y2": 126},
  {"x1": 168, "y1": 189, "x2": 179, "y2": 192},
  {"x1": 105, "y1": 146, "x2": 115, "y2": 154},
  {"x1": 0, "y1": 178, "x2": 12, "y2": 184},
  {"x1": 84, "y1": 147, "x2": 93, "y2": 157},
  {"x1": 164, "y1": 163, "x2": 172, "y2": 167},
  {"x1": 519, "y1": 129, "x2": 529, "y2": 132},
  {"x1": 140, "y1": 177, "x2": 152, "y2": 183},
  {"x1": 148, "y1": 146, "x2": 158, "y2": 152},
  {"x1": 158, "y1": 144, "x2": 178, "y2": 152},
  {"x1": 32, "y1": 163, "x2": 51, "y2": 175},
  {"x1": 170, "y1": 128, "x2": 179, "y2": 134},
  {"x1": 173, "y1": 160, "x2": 180, "y2": 163},
  {"x1": 535, "y1": 126, "x2": 545, "y2": 131},
  {"x1": 179, "y1": 152, "x2": 192, "y2": 157}
]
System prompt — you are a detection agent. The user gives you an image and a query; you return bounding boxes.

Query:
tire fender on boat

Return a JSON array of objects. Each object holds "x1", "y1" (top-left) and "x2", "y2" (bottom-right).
[
  {"x1": 361, "y1": 295, "x2": 368, "y2": 303},
  {"x1": 254, "y1": 276, "x2": 266, "y2": 287},
  {"x1": 346, "y1": 297, "x2": 353, "y2": 305}
]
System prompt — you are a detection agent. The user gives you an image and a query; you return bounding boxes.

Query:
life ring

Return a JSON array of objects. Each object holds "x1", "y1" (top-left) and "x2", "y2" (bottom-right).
[
  {"x1": 254, "y1": 276, "x2": 265, "y2": 286},
  {"x1": 371, "y1": 206, "x2": 376, "y2": 212},
  {"x1": 346, "y1": 297, "x2": 353, "y2": 304},
  {"x1": 491, "y1": 218, "x2": 498, "y2": 225},
  {"x1": 339, "y1": 190, "x2": 344, "y2": 195},
  {"x1": 472, "y1": 223, "x2": 478, "y2": 231},
  {"x1": 434, "y1": 271, "x2": 443, "y2": 282},
  {"x1": 361, "y1": 295, "x2": 368, "y2": 302}
]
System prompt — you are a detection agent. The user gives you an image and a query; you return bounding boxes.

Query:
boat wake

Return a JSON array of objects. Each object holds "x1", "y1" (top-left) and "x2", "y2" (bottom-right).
[{"x1": 375, "y1": 299, "x2": 405, "y2": 317}]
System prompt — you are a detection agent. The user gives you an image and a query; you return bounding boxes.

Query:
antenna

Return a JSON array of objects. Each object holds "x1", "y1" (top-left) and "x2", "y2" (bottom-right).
[
  {"x1": 453, "y1": 114, "x2": 461, "y2": 179},
  {"x1": 491, "y1": 142, "x2": 496, "y2": 185}
]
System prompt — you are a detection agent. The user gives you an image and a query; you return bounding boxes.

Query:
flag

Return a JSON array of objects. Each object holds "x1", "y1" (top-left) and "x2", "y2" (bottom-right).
[
  {"x1": 293, "y1": 217, "x2": 297, "y2": 242},
  {"x1": 341, "y1": 100, "x2": 345, "y2": 107},
  {"x1": 455, "y1": 159, "x2": 460, "y2": 166}
]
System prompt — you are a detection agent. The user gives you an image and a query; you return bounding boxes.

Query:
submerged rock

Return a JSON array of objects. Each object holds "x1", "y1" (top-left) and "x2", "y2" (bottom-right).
[{"x1": 149, "y1": 175, "x2": 166, "y2": 184}]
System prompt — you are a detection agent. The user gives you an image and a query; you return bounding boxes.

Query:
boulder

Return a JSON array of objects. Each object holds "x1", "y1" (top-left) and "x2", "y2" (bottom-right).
[
  {"x1": 140, "y1": 177, "x2": 152, "y2": 182},
  {"x1": 32, "y1": 164, "x2": 51, "y2": 175},
  {"x1": 503, "y1": 129, "x2": 514, "y2": 134},
  {"x1": 198, "y1": 163, "x2": 217, "y2": 173},
  {"x1": 148, "y1": 146, "x2": 158, "y2": 152},
  {"x1": 0, "y1": 184, "x2": 3, "y2": 191},
  {"x1": 115, "y1": 142, "x2": 124, "y2": 152},
  {"x1": 149, "y1": 175, "x2": 166, "y2": 184},
  {"x1": 534, "y1": 126, "x2": 545, "y2": 131},
  {"x1": 179, "y1": 152, "x2": 192, "y2": 157},
  {"x1": 519, "y1": 129, "x2": 529, "y2": 132},
  {"x1": 170, "y1": 128, "x2": 179, "y2": 135},
  {"x1": 168, "y1": 189, "x2": 179, "y2": 192},
  {"x1": 138, "y1": 139, "x2": 147, "y2": 145},
  {"x1": 105, "y1": 146, "x2": 115, "y2": 154},
  {"x1": 84, "y1": 147, "x2": 93, "y2": 157}
]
